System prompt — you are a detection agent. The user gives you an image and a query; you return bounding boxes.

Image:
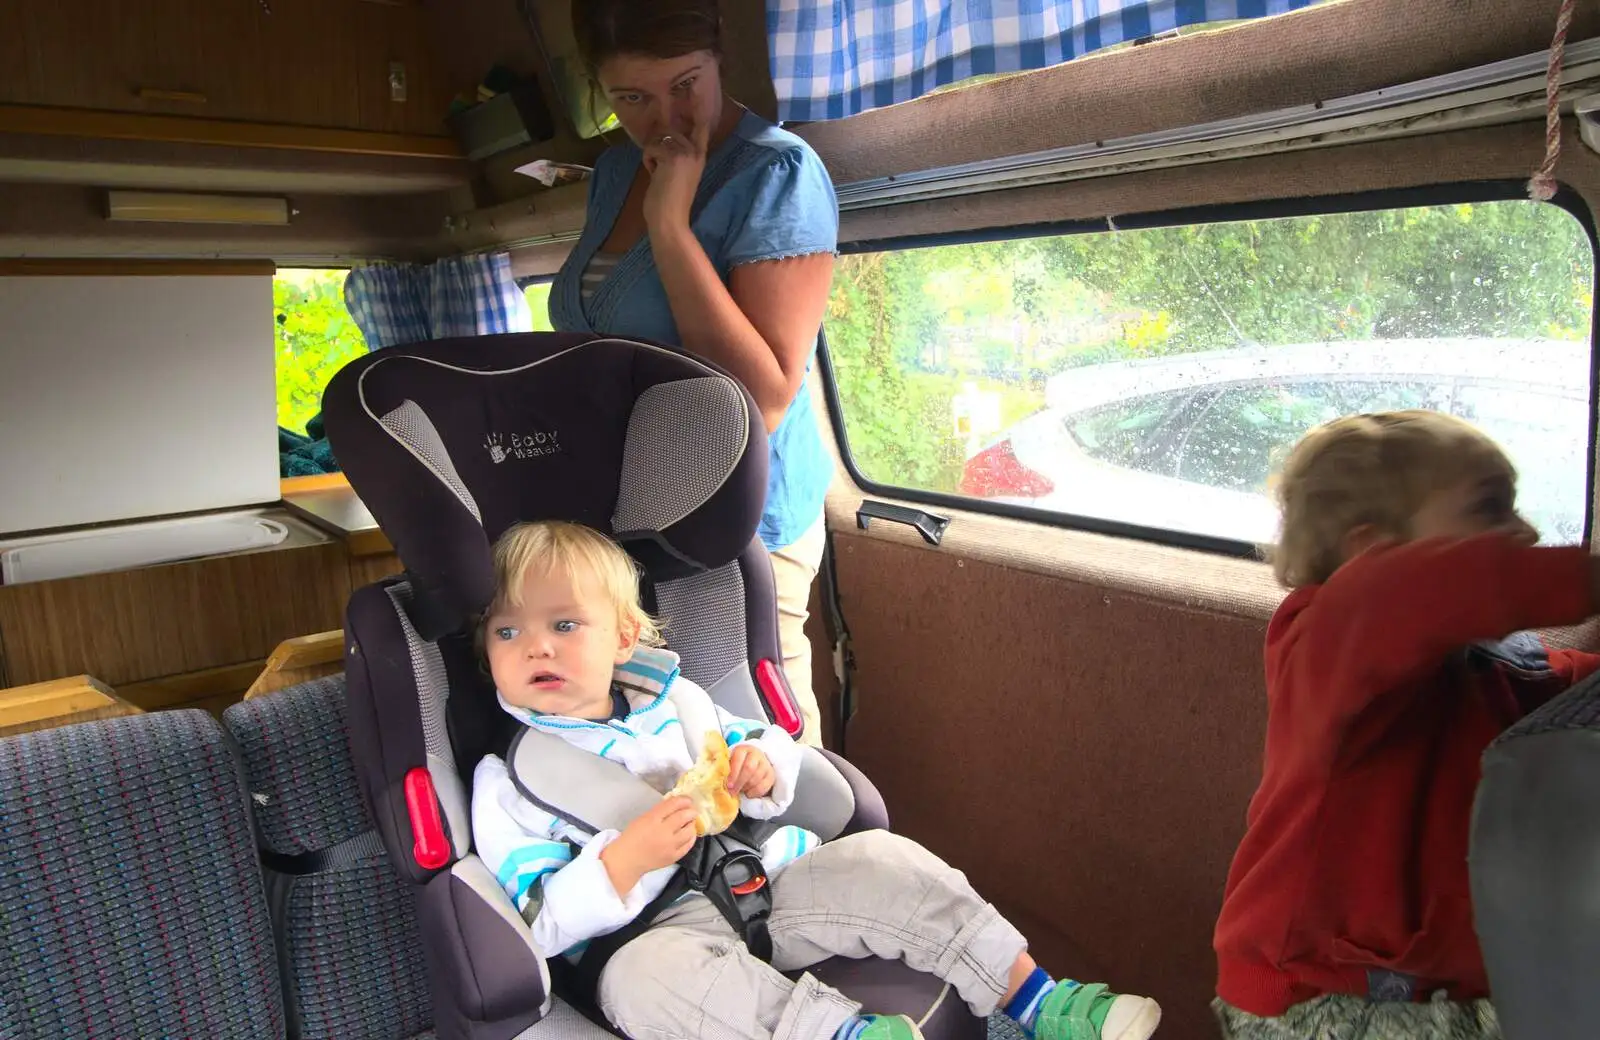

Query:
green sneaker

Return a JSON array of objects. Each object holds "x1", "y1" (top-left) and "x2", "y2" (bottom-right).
[
  {"x1": 1033, "y1": 981, "x2": 1161, "y2": 1040},
  {"x1": 856, "y1": 1014, "x2": 925, "y2": 1040}
]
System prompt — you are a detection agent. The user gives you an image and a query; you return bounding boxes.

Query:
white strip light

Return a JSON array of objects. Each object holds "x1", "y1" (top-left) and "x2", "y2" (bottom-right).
[{"x1": 106, "y1": 190, "x2": 292, "y2": 226}]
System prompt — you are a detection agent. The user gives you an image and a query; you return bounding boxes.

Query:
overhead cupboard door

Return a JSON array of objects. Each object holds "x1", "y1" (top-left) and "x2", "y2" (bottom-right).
[{"x1": 0, "y1": 265, "x2": 280, "y2": 536}]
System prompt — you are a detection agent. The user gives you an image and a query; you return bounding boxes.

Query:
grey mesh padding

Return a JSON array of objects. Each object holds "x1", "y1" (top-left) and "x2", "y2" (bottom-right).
[
  {"x1": 418, "y1": 1008, "x2": 1009, "y2": 1039},
  {"x1": 1489, "y1": 668, "x2": 1600, "y2": 741},
  {"x1": 522, "y1": 1001, "x2": 617, "y2": 1038},
  {"x1": 380, "y1": 398, "x2": 483, "y2": 524},
  {"x1": 225, "y1": 673, "x2": 368, "y2": 855},
  {"x1": 224, "y1": 678, "x2": 432, "y2": 1040},
  {"x1": 0, "y1": 710, "x2": 284, "y2": 1038},
  {"x1": 385, "y1": 580, "x2": 471, "y2": 857},
  {"x1": 612, "y1": 378, "x2": 747, "y2": 534},
  {"x1": 656, "y1": 561, "x2": 749, "y2": 690},
  {"x1": 508, "y1": 728, "x2": 663, "y2": 838},
  {"x1": 988, "y1": 1016, "x2": 1027, "y2": 1039},
  {"x1": 450, "y1": 855, "x2": 553, "y2": 1010}
]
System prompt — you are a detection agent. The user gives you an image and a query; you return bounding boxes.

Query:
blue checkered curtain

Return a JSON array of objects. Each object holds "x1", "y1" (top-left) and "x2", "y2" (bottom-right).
[
  {"x1": 344, "y1": 253, "x2": 532, "y2": 349},
  {"x1": 281, "y1": 253, "x2": 530, "y2": 477},
  {"x1": 768, "y1": 0, "x2": 1319, "y2": 122}
]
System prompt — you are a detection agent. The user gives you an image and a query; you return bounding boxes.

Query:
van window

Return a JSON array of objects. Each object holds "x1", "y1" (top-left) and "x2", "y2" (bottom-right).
[
  {"x1": 274, "y1": 269, "x2": 365, "y2": 435},
  {"x1": 524, "y1": 281, "x2": 556, "y2": 332},
  {"x1": 825, "y1": 196, "x2": 1596, "y2": 548}
]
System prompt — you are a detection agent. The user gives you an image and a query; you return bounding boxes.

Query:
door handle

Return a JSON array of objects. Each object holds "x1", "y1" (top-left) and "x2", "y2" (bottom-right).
[{"x1": 855, "y1": 501, "x2": 951, "y2": 546}]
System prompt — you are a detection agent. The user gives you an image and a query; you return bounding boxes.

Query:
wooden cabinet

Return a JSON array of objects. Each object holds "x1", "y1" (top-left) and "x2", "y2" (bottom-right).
[{"x1": 0, "y1": 0, "x2": 457, "y2": 139}]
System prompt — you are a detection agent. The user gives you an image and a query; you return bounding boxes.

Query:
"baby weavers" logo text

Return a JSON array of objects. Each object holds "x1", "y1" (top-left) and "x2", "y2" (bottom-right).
[{"x1": 484, "y1": 429, "x2": 561, "y2": 463}]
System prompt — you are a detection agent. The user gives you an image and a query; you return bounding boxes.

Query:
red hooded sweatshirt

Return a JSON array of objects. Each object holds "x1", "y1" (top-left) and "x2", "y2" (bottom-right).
[{"x1": 1214, "y1": 535, "x2": 1600, "y2": 1016}]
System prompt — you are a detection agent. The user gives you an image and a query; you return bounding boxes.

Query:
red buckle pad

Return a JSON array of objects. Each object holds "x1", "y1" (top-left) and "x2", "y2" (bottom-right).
[{"x1": 404, "y1": 766, "x2": 451, "y2": 870}]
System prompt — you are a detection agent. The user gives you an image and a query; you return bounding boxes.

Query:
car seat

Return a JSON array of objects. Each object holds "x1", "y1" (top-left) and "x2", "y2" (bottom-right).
[
  {"x1": 1470, "y1": 664, "x2": 1600, "y2": 1039},
  {"x1": 321, "y1": 331, "x2": 985, "y2": 1040}
]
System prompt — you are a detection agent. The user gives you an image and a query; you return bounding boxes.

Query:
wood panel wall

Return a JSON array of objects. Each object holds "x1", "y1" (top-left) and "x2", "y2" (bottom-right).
[
  {"x1": 0, "y1": 542, "x2": 401, "y2": 712},
  {"x1": 0, "y1": 0, "x2": 458, "y2": 139}
]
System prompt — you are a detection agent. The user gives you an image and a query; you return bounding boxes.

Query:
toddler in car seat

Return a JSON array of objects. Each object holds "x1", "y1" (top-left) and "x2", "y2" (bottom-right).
[
  {"x1": 1212, "y1": 410, "x2": 1600, "y2": 1039},
  {"x1": 471, "y1": 519, "x2": 1163, "y2": 1040}
]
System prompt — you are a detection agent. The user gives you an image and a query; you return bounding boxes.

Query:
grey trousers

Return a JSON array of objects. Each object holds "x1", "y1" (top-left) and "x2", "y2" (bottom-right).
[{"x1": 598, "y1": 830, "x2": 1028, "y2": 1040}]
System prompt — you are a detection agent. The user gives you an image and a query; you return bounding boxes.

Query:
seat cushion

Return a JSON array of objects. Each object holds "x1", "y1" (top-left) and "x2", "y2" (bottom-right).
[
  {"x1": 0, "y1": 710, "x2": 284, "y2": 1038},
  {"x1": 226, "y1": 672, "x2": 370, "y2": 857},
  {"x1": 407, "y1": 998, "x2": 616, "y2": 1038},
  {"x1": 226, "y1": 677, "x2": 431, "y2": 1040},
  {"x1": 1472, "y1": 669, "x2": 1600, "y2": 1040}
]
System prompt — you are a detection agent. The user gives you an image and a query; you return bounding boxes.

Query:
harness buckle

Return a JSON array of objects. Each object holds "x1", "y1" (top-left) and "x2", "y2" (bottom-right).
[
  {"x1": 685, "y1": 831, "x2": 775, "y2": 962},
  {"x1": 553, "y1": 818, "x2": 780, "y2": 1013}
]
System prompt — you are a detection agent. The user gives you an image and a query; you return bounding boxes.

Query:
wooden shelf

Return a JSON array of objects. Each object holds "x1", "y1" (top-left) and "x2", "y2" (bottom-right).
[
  {"x1": 0, "y1": 675, "x2": 142, "y2": 737},
  {"x1": 280, "y1": 475, "x2": 394, "y2": 557},
  {"x1": 0, "y1": 104, "x2": 462, "y2": 159},
  {"x1": 0, "y1": 259, "x2": 278, "y2": 277},
  {"x1": 245, "y1": 630, "x2": 346, "y2": 700}
]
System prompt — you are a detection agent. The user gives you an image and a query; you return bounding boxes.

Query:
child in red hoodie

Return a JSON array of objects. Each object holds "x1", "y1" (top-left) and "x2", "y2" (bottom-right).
[{"x1": 1212, "y1": 410, "x2": 1600, "y2": 1038}]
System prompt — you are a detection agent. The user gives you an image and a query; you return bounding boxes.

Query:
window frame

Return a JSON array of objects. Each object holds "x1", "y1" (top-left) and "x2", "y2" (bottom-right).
[{"x1": 816, "y1": 179, "x2": 1600, "y2": 557}]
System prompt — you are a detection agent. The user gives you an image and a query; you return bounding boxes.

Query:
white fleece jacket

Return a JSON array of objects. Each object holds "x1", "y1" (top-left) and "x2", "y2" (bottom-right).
[{"x1": 471, "y1": 645, "x2": 818, "y2": 960}]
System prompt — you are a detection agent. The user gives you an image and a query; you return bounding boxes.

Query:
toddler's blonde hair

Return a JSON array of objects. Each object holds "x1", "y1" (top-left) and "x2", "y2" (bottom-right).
[
  {"x1": 489, "y1": 520, "x2": 664, "y2": 646},
  {"x1": 1270, "y1": 409, "x2": 1516, "y2": 589}
]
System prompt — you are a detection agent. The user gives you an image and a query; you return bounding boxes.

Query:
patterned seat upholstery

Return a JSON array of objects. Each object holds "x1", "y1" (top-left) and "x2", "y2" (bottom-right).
[
  {"x1": 224, "y1": 674, "x2": 617, "y2": 1040},
  {"x1": 225, "y1": 675, "x2": 434, "y2": 1040},
  {"x1": 0, "y1": 711, "x2": 284, "y2": 1039}
]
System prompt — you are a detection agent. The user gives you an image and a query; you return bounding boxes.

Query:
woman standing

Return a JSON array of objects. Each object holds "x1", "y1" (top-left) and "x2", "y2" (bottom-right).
[{"x1": 550, "y1": 0, "x2": 837, "y2": 746}]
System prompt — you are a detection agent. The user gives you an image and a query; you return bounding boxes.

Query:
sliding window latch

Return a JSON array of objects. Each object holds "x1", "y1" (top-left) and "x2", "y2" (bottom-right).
[{"x1": 854, "y1": 501, "x2": 951, "y2": 546}]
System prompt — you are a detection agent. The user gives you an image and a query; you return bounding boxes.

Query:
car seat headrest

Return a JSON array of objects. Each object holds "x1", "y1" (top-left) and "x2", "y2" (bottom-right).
[{"x1": 323, "y1": 332, "x2": 768, "y2": 640}]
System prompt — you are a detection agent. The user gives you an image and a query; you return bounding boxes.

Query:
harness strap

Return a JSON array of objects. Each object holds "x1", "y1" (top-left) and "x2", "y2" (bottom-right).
[
  {"x1": 691, "y1": 832, "x2": 774, "y2": 962},
  {"x1": 260, "y1": 829, "x2": 386, "y2": 876},
  {"x1": 559, "y1": 819, "x2": 777, "y2": 1013}
]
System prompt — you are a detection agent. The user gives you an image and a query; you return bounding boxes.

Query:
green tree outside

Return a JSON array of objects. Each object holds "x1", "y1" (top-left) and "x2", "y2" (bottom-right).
[
  {"x1": 524, "y1": 282, "x2": 556, "y2": 332},
  {"x1": 271, "y1": 202, "x2": 1594, "y2": 500},
  {"x1": 274, "y1": 269, "x2": 367, "y2": 435},
  {"x1": 826, "y1": 200, "x2": 1595, "y2": 492}
]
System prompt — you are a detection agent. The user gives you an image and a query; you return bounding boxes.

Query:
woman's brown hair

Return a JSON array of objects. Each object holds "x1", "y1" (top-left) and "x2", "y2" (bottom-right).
[{"x1": 570, "y1": 0, "x2": 723, "y2": 76}]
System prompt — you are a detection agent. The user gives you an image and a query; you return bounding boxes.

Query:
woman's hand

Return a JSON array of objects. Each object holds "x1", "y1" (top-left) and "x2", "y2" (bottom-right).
[{"x1": 642, "y1": 119, "x2": 709, "y2": 236}]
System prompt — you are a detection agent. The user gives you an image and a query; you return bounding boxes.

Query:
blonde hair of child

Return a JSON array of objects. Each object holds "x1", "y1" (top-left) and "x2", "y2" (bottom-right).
[
  {"x1": 489, "y1": 520, "x2": 664, "y2": 646},
  {"x1": 1270, "y1": 409, "x2": 1517, "y2": 589}
]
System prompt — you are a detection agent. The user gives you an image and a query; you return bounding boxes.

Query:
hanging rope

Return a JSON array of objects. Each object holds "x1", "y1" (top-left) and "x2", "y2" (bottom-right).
[{"x1": 1530, "y1": 0, "x2": 1578, "y2": 201}]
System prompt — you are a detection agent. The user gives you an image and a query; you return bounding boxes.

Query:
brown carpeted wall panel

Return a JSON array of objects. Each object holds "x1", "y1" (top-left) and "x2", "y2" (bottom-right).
[{"x1": 832, "y1": 530, "x2": 1269, "y2": 1040}]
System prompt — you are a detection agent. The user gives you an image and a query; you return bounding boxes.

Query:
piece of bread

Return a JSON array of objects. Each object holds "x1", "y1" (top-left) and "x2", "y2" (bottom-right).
[{"x1": 666, "y1": 730, "x2": 740, "y2": 836}]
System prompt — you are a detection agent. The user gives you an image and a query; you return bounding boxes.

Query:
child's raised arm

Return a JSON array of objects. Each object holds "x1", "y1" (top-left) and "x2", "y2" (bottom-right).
[{"x1": 1279, "y1": 534, "x2": 1599, "y2": 732}]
